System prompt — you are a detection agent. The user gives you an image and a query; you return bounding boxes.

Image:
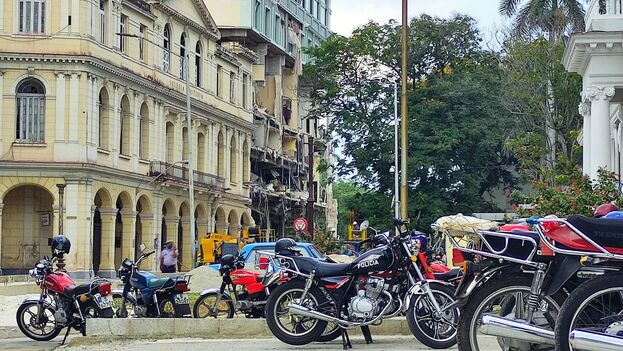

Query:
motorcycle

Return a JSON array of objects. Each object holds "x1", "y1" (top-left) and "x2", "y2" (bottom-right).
[
  {"x1": 192, "y1": 253, "x2": 280, "y2": 319},
  {"x1": 263, "y1": 219, "x2": 461, "y2": 349},
  {"x1": 114, "y1": 244, "x2": 192, "y2": 318},
  {"x1": 16, "y1": 236, "x2": 114, "y2": 343},
  {"x1": 449, "y1": 214, "x2": 623, "y2": 351}
]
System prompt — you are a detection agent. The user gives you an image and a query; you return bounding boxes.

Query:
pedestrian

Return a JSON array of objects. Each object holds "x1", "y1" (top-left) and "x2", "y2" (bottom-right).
[{"x1": 160, "y1": 240, "x2": 177, "y2": 273}]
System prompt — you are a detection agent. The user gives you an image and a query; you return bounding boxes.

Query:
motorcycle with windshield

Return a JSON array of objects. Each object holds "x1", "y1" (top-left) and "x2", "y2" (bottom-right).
[
  {"x1": 263, "y1": 219, "x2": 461, "y2": 349},
  {"x1": 16, "y1": 236, "x2": 114, "y2": 343},
  {"x1": 114, "y1": 244, "x2": 191, "y2": 318}
]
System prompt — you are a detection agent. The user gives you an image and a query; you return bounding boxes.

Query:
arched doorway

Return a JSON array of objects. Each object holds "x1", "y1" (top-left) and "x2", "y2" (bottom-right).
[
  {"x1": 161, "y1": 199, "x2": 176, "y2": 247},
  {"x1": 214, "y1": 207, "x2": 227, "y2": 234},
  {"x1": 114, "y1": 192, "x2": 133, "y2": 269},
  {"x1": 228, "y1": 210, "x2": 240, "y2": 238},
  {"x1": 93, "y1": 188, "x2": 113, "y2": 275},
  {"x1": 135, "y1": 195, "x2": 152, "y2": 262},
  {"x1": 1, "y1": 185, "x2": 54, "y2": 274},
  {"x1": 178, "y1": 202, "x2": 190, "y2": 271}
]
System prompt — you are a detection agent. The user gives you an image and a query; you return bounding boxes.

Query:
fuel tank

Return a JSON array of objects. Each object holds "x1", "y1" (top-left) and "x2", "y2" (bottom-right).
[
  {"x1": 350, "y1": 246, "x2": 394, "y2": 275},
  {"x1": 231, "y1": 269, "x2": 264, "y2": 295},
  {"x1": 44, "y1": 272, "x2": 76, "y2": 294}
]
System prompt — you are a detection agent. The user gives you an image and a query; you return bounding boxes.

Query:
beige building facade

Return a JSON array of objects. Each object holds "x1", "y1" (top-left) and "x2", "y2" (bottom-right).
[{"x1": 0, "y1": 0, "x2": 256, "y2": 277}]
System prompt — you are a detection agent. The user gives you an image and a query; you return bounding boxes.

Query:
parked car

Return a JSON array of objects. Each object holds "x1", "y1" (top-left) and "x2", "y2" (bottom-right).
[{"x1": 207, "y1": 242, "x2": 324, "y2": 271}]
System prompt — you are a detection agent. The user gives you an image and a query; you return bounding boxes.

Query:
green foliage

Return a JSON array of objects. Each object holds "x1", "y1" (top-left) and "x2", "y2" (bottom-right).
[
  {"x1": 498, "y1": 0, "x2": 586, "y2": 40},
  {"x1": 332, "y1": 181, "x2": 393, "y2": 235},
  {"x1": 304, "y1": 15, "x2": 518, "y2": 231},
  {"x1": 514, "y1": 168, "x2": 622, "y2": 217},
  {"x1": 502, "y1": 39, "x2": 583, "y2": 180},
  {"x1": 299, "y1": 229, "x2": 342, "y2": 255}
]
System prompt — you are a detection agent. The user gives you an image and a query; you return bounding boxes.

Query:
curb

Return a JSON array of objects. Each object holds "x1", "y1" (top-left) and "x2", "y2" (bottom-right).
[
  {"x1": 0, "y1": 326, "x2": 21, "y2": 339},
  {"x1": 85, "y1": 317, "x2": 412, "y2": 339}
]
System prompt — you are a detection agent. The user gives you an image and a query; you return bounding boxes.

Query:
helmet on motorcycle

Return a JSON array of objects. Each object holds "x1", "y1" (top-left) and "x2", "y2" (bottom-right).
[
  {"x1": 604, "y1": 211, "x2": 623, "y2": 220},
  {"x1": 220, "y1": 254, "x2": 236, "y2": 269},
  {"x1": 594, "y1": 203, "x2": 619, "y2": 217},
  {"x1": 275, "y1": 238, "x2": 299, "y2": 256},
  {"x1": 51, "y1": 235, "x2": 71, "y2": 256}
]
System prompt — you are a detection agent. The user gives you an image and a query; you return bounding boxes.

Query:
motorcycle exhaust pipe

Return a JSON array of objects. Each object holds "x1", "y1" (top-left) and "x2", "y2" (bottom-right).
[
  {"x1": 570, "y1": 329, "x2": 623, "y2": 351},
  {"x1": 288, "y1": 303, "x2": 341, "y2": 324},
  {"x1": 479, "y1": 314, "x2": 554, "y2": 345}
]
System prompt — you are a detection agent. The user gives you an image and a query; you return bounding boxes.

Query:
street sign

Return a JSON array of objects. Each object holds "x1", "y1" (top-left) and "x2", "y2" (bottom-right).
[{"x1": 293, "y1": 217, "x2": 309, "y2": 233}]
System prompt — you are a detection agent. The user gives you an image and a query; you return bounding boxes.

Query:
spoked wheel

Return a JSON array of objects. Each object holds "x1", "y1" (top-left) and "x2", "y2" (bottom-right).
[
  {"x1": 158, "y1": 297, "x2": 177, "y2": 318},
  {"x1": 407, "y1": 283, "x2": 459, "y2": 349},
  {"x1": 457, "y1": 274, "x2": 563, "y2": 351},
  {"x1": 265, "y1": 280, "x2": 329, "y2": 345},
  {"x1": 192, "y1": 292, "x2": 235, "y2": 318},
  {"x1": 555, "y1": 274, "x2": 623, "y2": 351},
  {"x1": 113, "y1": 293, "x2": 136, "y2": 318},
  {"x1": 316, "y1": 322, "x2": 342, "y2": 342},
  {"x1": 16, "y1": 301, "x2": 62, "y2": 341}
]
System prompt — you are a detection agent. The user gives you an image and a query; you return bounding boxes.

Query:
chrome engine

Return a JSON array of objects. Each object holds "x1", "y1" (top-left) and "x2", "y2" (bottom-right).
[{"x1": 347, "y1": 277, "x2": 385, "y2": 321}]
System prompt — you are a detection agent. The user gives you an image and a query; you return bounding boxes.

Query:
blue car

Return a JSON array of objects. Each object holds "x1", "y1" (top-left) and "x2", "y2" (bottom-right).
[{"x1": 208, "y1": 242, "x2": 324, "y2": 271}]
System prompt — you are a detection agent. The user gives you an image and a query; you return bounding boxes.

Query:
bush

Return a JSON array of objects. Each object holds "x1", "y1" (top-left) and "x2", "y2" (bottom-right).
[
  {"x1": 513, "y1": 168, "x2": 621, "y2": 217},
  {"x1": 299, "y1": 230, "x2": 343, "y2": 255}
]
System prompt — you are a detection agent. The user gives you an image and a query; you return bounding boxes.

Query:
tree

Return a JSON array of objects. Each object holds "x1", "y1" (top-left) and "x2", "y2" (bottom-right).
[
  {"x1": 499, "y1": 0, "x2": 586, "y2": 168},
  {"x1": 304, "y1": 16, "x2": 518, "y2": 231},
  {"x1": 332, "y1": 181, "x2": 393, "y2": 235}
]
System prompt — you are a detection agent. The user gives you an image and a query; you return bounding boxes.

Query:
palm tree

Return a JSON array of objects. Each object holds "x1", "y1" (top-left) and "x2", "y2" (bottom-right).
[{"x1": 499, "y1": 0, "x2": 586, "y2": 41}]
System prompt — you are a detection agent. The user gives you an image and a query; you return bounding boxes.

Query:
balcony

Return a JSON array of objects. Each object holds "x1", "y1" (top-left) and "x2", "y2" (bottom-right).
[
  {"x1": 149, "y1": 161, "x2": 225, "y2": 190},
  {"x1": 586, "y1": 0, "x2": 623, "y2": 31}
]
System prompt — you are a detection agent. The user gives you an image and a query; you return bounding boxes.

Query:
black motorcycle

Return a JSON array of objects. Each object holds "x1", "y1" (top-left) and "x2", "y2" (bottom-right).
[
  {"x1": 114, "y1": 244, "x2": 192, "y2": 318},
  {"x1": 263, "y1": 221, "x2": 460, "y2": 349}
]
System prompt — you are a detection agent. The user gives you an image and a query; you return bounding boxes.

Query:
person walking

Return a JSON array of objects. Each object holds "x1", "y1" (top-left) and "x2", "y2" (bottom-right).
[{"x1": 160, "y1": 240, "x2": 177, "y2": 273}]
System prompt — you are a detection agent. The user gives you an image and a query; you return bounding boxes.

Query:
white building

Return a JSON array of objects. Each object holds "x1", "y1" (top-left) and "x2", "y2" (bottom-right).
[{"x1": 564, "y1": 0, "x2": 623, "y2": 179}]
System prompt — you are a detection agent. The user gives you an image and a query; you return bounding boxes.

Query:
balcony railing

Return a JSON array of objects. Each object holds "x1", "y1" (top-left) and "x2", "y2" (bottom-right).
[
  {"x1": 586, "y1": 0, "x2": 623, "y2": 31},
  {"x1": 149, "y1": 161, "x2": 225, "y2": 190}
]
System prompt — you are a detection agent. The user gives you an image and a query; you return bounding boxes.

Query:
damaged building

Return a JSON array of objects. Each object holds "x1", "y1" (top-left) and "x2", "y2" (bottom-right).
[{"x1": 205, "y1": 0, "x2": 337, "y2": 239}]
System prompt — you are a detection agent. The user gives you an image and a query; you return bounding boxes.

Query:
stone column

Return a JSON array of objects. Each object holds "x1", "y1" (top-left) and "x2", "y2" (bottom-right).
[
  {"x1": 164, "y1": 216, "x2": 180, "y2": 247},
  {"x1": 69, "y1": 72, "x2": 80, "y2": 144},
  {"x1": 228, "y1": 223, "x2": 242, "y2": 239},
  {"x1": 0, "y1": 71, "x2": 4, "y2": 157},
  {"x1": 216, "y1": 219, "x2": 228, "y2": 235},
  {"x1": 98, "y1": 208, "x2": 117, "y2": 276},
  {"x1": 180, "y1": 217, "x2": 192, "y2": 272},
  {"x1": 196, "y1": 218, "x2": 209, "y2": 239},
  {"x1": 586, "y1": 86, "x2": 615, "y2": 179},
  {"x1": 137, "y1": 212, "x2": 153, "y2": 270},
  {"x1": 579, "y1": 101, "x2": 591, "y2": 176},
  {"x1": 120, "y1": 210, "x2": 137, "y2": 264},
  {"x1": 0, "y1": 203, "x2": 4, "y2": 276},
  {"x1": 54, "y1": 72, "x2": 67, "y2": 156}
]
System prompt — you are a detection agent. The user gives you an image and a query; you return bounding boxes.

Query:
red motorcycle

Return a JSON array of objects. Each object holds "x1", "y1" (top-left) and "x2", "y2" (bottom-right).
[
  {"x1": 192, "y1": 253, "x2": 278, "y2": 318},
  {"x1": 16, "y1": 236, "x2": 114, "y2": 343}
]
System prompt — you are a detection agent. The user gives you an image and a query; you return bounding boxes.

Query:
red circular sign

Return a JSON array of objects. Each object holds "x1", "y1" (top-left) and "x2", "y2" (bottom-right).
[{"x1": 293, "y1": 217, "x2": 309, "y2": 232}]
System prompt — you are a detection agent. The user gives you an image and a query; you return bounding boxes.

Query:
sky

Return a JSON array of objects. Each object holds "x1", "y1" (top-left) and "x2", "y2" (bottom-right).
[{"x1": 331, "y1": 0, "x2": 506, "y2": 44}]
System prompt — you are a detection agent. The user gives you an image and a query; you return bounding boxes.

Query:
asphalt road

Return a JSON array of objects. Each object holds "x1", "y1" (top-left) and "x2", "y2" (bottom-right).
[{"x1": 0, "y1": 336, "x2": 502, "y2": 351}]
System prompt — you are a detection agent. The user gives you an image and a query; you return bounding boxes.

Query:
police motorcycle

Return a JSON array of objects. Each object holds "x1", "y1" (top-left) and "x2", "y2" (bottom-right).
[
  {"x1": 16, "y1": 236, "x2": 114, "y2": 343},
  {"x1": 114, "y1": 243, "x2": 191, "y2": 318},
  {"x1": 263, "y1": 219, "x2": 460, "y2": 349}
]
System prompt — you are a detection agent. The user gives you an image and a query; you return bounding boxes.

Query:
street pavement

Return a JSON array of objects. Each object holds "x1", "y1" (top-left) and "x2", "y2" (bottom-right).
[{"x1": 0, "y1": 336, "x2": 501, "y2": 351}]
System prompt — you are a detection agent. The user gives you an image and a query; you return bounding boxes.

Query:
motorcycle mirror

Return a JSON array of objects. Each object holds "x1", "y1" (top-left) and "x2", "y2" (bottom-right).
[
  {"x1": 360, "y1": 220, "x2": 369, "y2": 231},
  {"x1": 139, "y1": 243, "x2": 146, "y2": 252}
]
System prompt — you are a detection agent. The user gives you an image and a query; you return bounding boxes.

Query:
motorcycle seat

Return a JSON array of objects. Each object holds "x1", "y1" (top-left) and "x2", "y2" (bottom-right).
[
  {"x1": 567, "y1": 215, "x2": 623, "y2": 249},
  {"x1": 64, "y1": 283, "x2": 92, "y2": 297},
  {"x1": 292, "y1": 256, "x2": 352, "y2": 278},
  {"x1": 433, "y1": 268, "x2": 461, "y2": 281},
  {"x1": 147, "y1": 277, "x2": 174, "y2": 289}
]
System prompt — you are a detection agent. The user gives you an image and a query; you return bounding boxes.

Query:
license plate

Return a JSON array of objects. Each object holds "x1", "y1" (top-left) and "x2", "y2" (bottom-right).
[
  {"x1": 95, "y1": 293, "x2": 114, "y2": 309},
  {"x1": 174, "y1": 294, "x2": 189, "y2": 305}
]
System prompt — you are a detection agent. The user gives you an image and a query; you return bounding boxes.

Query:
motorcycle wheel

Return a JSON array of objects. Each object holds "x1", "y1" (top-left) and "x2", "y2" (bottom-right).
[
  {"x1": 316, "y1": 322, "x2": 342, "y2": 342},
  {"x1": 192, "y1": 292, "x2": 235, "y2": 318},
  {"x1": 265, "y1": 280, "x2": 329, "y2": 345},
  {"x1": 554, "y1": 273, "x2": 623, "y2": 351},
  {"x1": 158, "y1": 297, "x2": 177, "y2": 318},
  {"x1": 406, "y1": 283, "x2": 459, "y2": 349},
  {"x1": 456, "y1": 274, "x2": 563, "y2": 351},
  {"x1": 113, "y1": 293, "x2": 136, "y2": 318},
  {"x1": 16, "y1": 301, "x2": 62, "y2": 341}
]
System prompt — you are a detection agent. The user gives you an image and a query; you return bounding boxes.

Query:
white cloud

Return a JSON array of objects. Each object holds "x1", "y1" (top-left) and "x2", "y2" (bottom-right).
[{"x1": 331, "y1": 0, "x2": 505, "y2": 39}]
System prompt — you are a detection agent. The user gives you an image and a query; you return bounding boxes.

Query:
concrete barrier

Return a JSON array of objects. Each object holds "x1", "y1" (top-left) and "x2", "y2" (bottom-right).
[{"x1": 86, "y1": 317, "x2": 412, "y2": 339}]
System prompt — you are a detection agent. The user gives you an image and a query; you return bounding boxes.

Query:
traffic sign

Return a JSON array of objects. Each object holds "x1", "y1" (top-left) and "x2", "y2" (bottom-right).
[{"x1": 293, "y1": 217, "x2": 309, "y2": 232}]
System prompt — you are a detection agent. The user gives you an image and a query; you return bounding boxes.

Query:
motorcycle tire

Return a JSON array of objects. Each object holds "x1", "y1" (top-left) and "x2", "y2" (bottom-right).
[
  {"x1": 316, "y1": 322, "x2": 342, "y2": 342},
  {"x1": 554, "y1": 273, "x2": 623, "y2": 351},
  {"x1": 265, "y1": 280, "x2": 329, "y2": 345},
  {"x1": 192, "y1": 292, "x2": 235, "y2": 319},
  {"x1": 456, "y1": 274, "x2": 564, "y2": 351},
  {"x1": 158, "y1": 297, "x2": 177, "y2": 318},
  {"x1": 113, "y1": 292, "x2": 137, "y2": 318},
  {"x1": 406, "y1": 283, "x2": 459, "y2": 349},
  {"x1": 16, "y1": 301, "x2": 62, "y2": 341}
]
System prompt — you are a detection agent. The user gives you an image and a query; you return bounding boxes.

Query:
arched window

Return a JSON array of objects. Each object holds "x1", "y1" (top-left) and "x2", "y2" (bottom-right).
[
  {"x1": 119, "y1": 95, "x2": 131, "y2": 155},
  {"x1": 163, "y1": 24, "x2": 171, "y2": 72},
  {"x1": 230, "y1": 135, "x2": 238, "y2": 184},
  {"x1": 195, "y1": 41, "x2": 201, "y2": 87},
  {"x1": 197, "y1": 132, "x2": 206, "y2": 172},
  {"x1": 139, "y1": 102, "x2": 149, "y2": 159},
  {"x1": 16, "y1": 78, "x2": 45, "y2": 142},
  {"x1": 243, "y1": 139, "x2": 250, "y2": 183},
  {"x1": 98, "y1": 87, "x2": 111, "y2": 149},
  {"x1": 165, "y1": 122, "x2": 174, "y2": 163},
  {"x1": 180, "y1": 33, "x2": 187, "y2": 79},
  {"x1": 217, "y1": 130, "x2": 225, "y2": 178}
]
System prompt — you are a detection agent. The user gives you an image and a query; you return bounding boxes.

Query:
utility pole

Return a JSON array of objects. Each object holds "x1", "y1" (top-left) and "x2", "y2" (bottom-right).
[
  {"x1": 400, "y1": 0, "x2": 409, "y2": 220},
  {"x1": 56, "y1": 184, "x2": 67, "y2": 272},
  {"x1": 394, "y1": 81, "x2": 400, "y2": 220},
  {"x1": 306, "y1": 136, "x2": 315, "y2": 238},
  {"x1": 184, "y1": 53, "x2": 196, "y2": 270}
]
